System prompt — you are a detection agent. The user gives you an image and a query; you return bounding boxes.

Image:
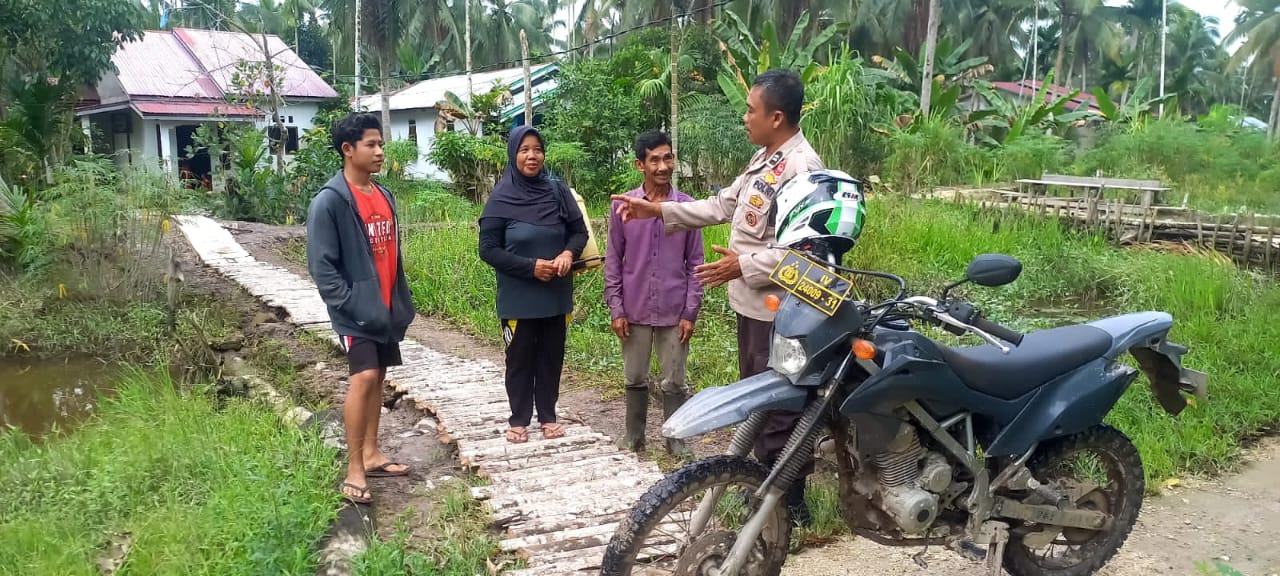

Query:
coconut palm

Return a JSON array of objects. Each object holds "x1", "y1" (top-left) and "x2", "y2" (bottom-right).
[{"x1": 1227, "y1": 0, "x2": 1280, "y2": 138}]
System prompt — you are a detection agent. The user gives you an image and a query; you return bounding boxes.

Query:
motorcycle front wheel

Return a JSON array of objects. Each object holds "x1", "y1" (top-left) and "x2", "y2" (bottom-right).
[{"x1": 599, "y1": 455, "x2": 793, "y2": 576}]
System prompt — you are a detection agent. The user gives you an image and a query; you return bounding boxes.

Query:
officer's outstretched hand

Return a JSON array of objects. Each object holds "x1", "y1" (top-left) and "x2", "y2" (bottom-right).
[
  {"x1": 611, "y1": 195, "x2": 662, "y2": 223},
  {"x1": 695, "y1": 246, "x2": 743, "y2": 289}
]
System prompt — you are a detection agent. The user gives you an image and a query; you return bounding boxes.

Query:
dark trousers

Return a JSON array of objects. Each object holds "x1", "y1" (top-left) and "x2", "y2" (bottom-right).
[
  {"x1": 502, "y1": 315, "x2": 568, "y2": 428},
  {"x1": 737, "y1": 314, "x2": 812, "y2": 477}
]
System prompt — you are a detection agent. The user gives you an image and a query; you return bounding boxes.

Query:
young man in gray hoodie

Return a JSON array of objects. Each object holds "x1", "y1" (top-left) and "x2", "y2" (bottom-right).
[{"x1": 306, "y1": 113, "x2": 416, "y2": 505}]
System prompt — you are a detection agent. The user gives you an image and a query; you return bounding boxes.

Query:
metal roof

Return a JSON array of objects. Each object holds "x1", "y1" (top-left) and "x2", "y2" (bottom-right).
[
  {"x1": 357, "y1": 63, "x2": 558, "y2": 113},
  {"x1": 78, "y1": 28, "x2": 336, "y2": 117},
  {"x1": 175, "y1": 28, "x2": 337, "y2": 100},
  {"x1": 132, "y1": 100, "x2": 259, "y2": 118}
]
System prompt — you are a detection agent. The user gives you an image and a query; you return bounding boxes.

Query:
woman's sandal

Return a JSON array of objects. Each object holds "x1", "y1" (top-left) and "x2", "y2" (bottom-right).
[
  {"x1": 505, "y1": 426, "x2": 529, "y2": 443},
  {"x1": 341, "y1": 482, "x2": 372, "y2": 505},
  {"x1": 542, "y1": 422, "x2": 566, "y2": 440}
]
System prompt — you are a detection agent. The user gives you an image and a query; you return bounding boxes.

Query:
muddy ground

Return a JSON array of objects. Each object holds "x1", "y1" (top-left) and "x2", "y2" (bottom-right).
[{"x1": 225, "y1": 220, "x2": 1279, "y2": 576}]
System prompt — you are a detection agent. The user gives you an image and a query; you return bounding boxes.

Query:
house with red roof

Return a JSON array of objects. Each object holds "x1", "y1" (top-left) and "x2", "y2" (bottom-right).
[
  {"x1": 75, "y1": 28, "x2": 336, "y2": 183},
  {"x1": 986, "y1": 79, "x2": 1103, "y2": 114}
]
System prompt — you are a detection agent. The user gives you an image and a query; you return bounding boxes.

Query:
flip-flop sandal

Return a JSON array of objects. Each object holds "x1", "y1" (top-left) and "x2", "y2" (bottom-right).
[
  {"x1": 506, "y1": 427, "x2": 529, "y2": 443},
  {"x1": 341, "y1": 482, "x2": 372, "y2": 505},
  {"x1": 365, "y1": 462, "x2": 410, "y2": 477},
  {"x1": 542, "y1": 422, "x2": 566, "y2": 440}
]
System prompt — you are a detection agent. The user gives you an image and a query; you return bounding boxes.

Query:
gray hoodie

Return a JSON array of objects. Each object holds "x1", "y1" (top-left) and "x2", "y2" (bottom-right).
[{"x1": 306, "y1": 171, "x2": 415, "y2": 343}]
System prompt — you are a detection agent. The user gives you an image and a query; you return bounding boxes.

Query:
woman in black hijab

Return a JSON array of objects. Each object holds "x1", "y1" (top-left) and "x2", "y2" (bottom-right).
[{"x1": 479, "y1": 125, "x2": 588, "y2": 444}]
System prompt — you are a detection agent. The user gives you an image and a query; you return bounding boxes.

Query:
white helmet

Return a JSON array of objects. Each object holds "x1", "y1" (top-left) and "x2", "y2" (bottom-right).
[{"x1": 775, "y1": 169, "x2": 866, "y2": 260}]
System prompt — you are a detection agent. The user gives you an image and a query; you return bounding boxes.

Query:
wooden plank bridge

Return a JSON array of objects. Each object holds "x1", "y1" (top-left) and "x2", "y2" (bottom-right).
[
  {"x1": 174, "y1": 215, "x2": 663, "y2": 575},
  {"x1": 931, "y1": 186, "x2": 1280, "y2": 274}
]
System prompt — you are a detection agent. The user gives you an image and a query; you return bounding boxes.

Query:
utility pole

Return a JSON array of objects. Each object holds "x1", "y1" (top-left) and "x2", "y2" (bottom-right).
[
  {"x1": 521, "y1": 30, "x2": 532, "y2": 126},
  {"x1": 466, "y1": 0, "x2": 473, "y2": 99},
  {"x1": 1159, "y1": 0, "x2": 1167, "y2": 117},
  {"x1": 354, "y1": 0, "x2": 361, "y2": 109},
  {"x1": 1032, "y1": 1, "x2": 1039, "y2": 83}
]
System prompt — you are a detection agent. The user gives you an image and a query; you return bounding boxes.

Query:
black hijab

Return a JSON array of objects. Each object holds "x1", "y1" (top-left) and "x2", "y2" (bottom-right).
[{"x1": 480, "y1": 125, "x2": 563, "y2": 226}]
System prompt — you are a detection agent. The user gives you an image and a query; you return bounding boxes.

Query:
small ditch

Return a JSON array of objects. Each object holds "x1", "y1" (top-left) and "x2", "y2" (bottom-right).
[{"x1": 0, "y1": 355, "x2": 119, "y2": 438}]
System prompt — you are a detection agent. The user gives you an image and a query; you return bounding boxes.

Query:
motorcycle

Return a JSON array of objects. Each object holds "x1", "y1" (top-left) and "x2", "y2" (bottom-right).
[{"x1": 599, "y1": 241, "x2": 1208, "y2": 576}]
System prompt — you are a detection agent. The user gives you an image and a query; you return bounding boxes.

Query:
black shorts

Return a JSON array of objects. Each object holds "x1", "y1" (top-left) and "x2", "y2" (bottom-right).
[{"x1": 338, "y1": 335, "x2": 403, "y2": 375}]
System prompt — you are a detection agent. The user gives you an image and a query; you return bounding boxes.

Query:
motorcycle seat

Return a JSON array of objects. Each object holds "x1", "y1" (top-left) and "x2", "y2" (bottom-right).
[{"x1": 938, "y1": 324, "x2": 1113, "y2": 400}]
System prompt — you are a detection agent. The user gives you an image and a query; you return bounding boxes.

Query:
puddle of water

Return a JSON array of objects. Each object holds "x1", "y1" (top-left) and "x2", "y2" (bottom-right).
[{"x1": 0, "y1": 356, "x2": 119, "y2": 438}]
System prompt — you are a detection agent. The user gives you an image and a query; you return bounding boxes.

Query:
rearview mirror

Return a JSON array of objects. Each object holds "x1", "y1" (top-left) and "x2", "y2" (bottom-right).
[{"x1": 965, "y1": 254, "x2": 1022, "y2": 287}]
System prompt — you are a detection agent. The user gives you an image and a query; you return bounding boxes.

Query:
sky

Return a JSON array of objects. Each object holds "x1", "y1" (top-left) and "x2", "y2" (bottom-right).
[{"x1": 1177, "y1": 0, "x2": 1240, "y2": 37}]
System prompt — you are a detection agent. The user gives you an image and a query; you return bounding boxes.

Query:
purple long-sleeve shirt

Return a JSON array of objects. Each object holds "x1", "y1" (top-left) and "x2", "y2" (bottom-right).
[{"x1": 605, "y1": 186, "x2": 705, "y2": 326}]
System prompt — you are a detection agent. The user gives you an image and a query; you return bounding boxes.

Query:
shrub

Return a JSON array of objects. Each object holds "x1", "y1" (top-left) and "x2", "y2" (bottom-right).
[
  {"x1": 426, "y1": 131, "x2": 505, "y2": 203},
  {"x1": 383, "y1": 140, "x2": 419, "y2": 180}
]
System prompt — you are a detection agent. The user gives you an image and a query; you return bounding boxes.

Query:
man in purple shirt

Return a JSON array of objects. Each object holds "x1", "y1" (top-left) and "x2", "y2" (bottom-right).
[{"x1": 605, "y1": 130, "x2": 705, "y2": 458}]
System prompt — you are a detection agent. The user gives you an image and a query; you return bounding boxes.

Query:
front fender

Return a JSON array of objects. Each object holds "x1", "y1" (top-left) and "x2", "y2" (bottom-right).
[
  {"x1": 661, "y1": 370, "x2": 808, "y2": 440},
  {"x1": 1130, "y1": 340, "x2": 1208, "y2": 415}
]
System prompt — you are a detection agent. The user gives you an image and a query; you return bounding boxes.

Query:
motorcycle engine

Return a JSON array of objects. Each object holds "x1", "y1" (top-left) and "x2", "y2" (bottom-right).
[{"x1": 870, "y1": 425, "x2": 951, "y2": 534}]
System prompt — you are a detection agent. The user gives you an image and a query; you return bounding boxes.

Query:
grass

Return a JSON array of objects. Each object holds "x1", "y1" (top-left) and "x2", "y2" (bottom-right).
[
  {"x1": 0, "y1": 368, "x2": 341, "y2": 575},
  {"x1": 378, "y1": 190, "x2": 1280, "y2": 488},
  {"x1": 353, "y1": 477, "x2": 515, "y2": 576}
]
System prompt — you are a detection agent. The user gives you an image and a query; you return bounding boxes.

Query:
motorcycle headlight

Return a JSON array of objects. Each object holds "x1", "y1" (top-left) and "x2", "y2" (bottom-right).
[{"x1": 770, "y1": 333, "x2": 807, "y2": 377}]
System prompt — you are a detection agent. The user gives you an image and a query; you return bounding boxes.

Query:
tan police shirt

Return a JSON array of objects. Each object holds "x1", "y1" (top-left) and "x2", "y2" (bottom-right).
[{"x1": 661, "y1": 131, "x2": 826, "y2": 322}]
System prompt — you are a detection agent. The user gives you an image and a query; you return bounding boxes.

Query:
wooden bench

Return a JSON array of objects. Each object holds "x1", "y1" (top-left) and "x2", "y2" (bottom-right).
[{"x1": 1016, "y1": 173, "x2": 1171, "y2": 210}]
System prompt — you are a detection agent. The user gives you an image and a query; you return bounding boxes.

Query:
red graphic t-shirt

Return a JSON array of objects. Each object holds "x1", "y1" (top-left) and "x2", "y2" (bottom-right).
[{"x1": 348, "y1": 179, "x2": 397, "y2": 309}]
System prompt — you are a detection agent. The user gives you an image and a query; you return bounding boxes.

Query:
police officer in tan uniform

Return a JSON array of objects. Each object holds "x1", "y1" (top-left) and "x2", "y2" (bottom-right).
[{"x1": 612, "y1": 69, "x2": 824, "y2": 525}]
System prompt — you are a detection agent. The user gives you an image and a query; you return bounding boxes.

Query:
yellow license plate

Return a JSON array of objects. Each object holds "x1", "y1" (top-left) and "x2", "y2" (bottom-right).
[{"x1": 768, "y1": 250, "x2": 853, "y2": 316}]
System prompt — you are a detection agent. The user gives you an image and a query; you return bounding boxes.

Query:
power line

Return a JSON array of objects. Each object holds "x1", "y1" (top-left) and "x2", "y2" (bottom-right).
[{"x1": 338, "y1": 0, "x2": 734, "y2": 86}]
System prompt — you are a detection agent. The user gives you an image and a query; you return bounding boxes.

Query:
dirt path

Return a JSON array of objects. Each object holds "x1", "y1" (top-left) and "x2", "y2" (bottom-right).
[{"x1": 228, "y1": 220, "x2": 1280, "y2": 576}]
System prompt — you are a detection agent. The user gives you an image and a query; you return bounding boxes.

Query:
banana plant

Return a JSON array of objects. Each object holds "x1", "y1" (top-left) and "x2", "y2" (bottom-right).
[
  {"x1": 872, "y1": 38, "x2": 994, "y2": 95},
  {"x1": 1092, "y1": 77, "x2": 1178, "y2": 128},
  {"x1": 997, "y1": 71, "x2": 1098, "y2": 145},
  {"x1": 713, "y1": 9, "x2": 847, "y2": 110}
]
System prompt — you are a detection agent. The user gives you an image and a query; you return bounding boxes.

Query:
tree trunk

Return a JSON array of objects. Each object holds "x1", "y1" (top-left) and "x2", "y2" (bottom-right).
[
  {"x1": 379, "y1": 51, "x2": 392, "y2": 143},
  {"x1": 1268, "y1": 78, "x2": 1280, "y2": 141},
  {"x1": 261, "y1": 33, "x2": 286, "y2": 174},
  {"x1": 670, "y1": 13, "x2": 680, "y2": 188},
  {"x1": 919, "y1": 0, "x2": 941, "y2": 117},
  {"x1": 906, "y1": 0, "x2": 929, "y2": 57},
  {"x1": 1054, "y1": 2, "x2": 1068, "y2": 84}
]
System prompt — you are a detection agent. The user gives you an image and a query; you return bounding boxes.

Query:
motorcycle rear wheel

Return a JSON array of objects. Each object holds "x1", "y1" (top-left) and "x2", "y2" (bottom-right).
[
  {"x1": 1003, "y1": 424, "x2": 1145, "y2": 576},
  {"x1": 599, "y1": 455, "x2": 793, "y2": 576}
]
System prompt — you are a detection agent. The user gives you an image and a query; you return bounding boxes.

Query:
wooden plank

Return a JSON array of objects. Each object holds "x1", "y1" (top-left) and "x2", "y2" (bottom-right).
[
  {"x1": 1267, "y1": 220, "x2": 1276, "y2": 271},
  {"x1": 1245, "y1": 214, "x2": 1256, "y2": 265}
]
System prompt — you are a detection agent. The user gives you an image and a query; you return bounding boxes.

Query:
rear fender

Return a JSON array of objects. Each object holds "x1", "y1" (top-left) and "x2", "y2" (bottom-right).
[
  {"x1": 1086, "y1": 312, "x2": 1208, "y2": 415},
  {"x1": 661, "y1": 370, "x2": 808, "y2": 440},
  {"x1": 1130, "y1": 340, "x2": 1209, "y2": 416}
]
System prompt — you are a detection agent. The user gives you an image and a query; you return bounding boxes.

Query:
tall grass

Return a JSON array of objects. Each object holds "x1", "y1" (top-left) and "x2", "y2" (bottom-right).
[
  {"x1": 393, "y1": 192, "x2": 1280, "y2": 485},
  {"x1": 0, "y1": 368, "x2": 341, "y2": 575}
]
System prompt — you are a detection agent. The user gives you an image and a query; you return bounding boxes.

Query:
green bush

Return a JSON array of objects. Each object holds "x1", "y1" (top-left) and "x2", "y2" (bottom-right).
[
  {"x1": 542, "y1": 59, "x2": 648, "y2": 200},
  {"x1": 883, "y1": 118, "x2": 982, "y2": 193},
  {"x1": 426, "y1": 131, "x2": 505, "y2": 202},
  {"x1": 994, "y1": 133, "x2": 1070, "y2": 181},
  {"x1": 383, "y1": 140, "x2": 420, "y2": 180}
]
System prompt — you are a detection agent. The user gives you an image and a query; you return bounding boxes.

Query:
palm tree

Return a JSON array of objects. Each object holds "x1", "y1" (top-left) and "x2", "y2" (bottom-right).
[
  {"x1": 920, "y1": 0, "x2": 942, "y2": 115},
  {"x1": 282, "y1": 0, "x2": 317, "y2": 50},
  {"x1": 1227, "y1": 0, "x2": 1280, "y2": 138},
  {"x1": 361, "y1": 0, "x2": 413, "y2": 132}
]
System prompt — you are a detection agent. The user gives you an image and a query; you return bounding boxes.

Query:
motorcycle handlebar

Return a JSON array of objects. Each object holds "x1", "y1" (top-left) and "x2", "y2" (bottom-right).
[{"x1": 972, "y1": 316, "x2": 1025, "y2": 347}]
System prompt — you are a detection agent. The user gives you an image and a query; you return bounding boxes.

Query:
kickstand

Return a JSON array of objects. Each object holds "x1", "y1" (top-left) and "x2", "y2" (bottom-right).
[{"x1": 984, "y1": 523, "x2": 1009, "y2": 576}]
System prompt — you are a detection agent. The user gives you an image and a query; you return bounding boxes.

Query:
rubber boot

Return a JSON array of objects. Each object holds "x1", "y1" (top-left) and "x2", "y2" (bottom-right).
[
  {"x1": 785, "y1": 479, "x2": 812, "y2": 528},
  {"x1": 662, "y1": 391, "x2": 694, "y2": 461},
  {"x1": 619, "y1": 388, "x2": 648, "y2": 452}
]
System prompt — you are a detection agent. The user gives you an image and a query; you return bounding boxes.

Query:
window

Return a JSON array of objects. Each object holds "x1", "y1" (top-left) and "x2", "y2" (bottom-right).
[
  {"x1": 407, "y1": 119, "x2": 417, "y2": 143},
  {"x1": 268, "y1": 125, "x2": 301, "y2": 153}
]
